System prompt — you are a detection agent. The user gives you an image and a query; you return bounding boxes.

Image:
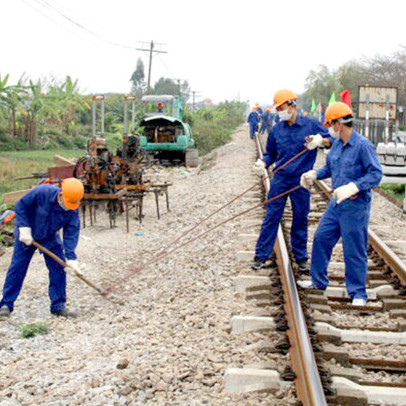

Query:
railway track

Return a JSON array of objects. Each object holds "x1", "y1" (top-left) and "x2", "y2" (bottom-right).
[{"x1": 227, "y1": 133, "x2": 406, "y2": 405}]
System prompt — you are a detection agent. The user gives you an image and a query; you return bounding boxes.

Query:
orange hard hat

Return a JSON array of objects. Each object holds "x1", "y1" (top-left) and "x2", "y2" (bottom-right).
[
  {"x1": 273, "y1": 89, "x2": 297, "y2": 109},
  {"x1": 253, "y1": 106, "x2": 258, "y2": 111},
  {"x1": 265, "y1": 108, "x2": 271, "y2": 112},
  {"x1": 61, "y1": 178, "x2": 84, "y2": 210},
  {"x1": 324, "y1": 102, "x2": 353, "y2": 126}
]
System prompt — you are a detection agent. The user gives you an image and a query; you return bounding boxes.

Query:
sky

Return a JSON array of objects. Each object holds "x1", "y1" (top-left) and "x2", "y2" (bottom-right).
[{"x1": 2, "y1": 0, "x2": 406, "y2": 106}]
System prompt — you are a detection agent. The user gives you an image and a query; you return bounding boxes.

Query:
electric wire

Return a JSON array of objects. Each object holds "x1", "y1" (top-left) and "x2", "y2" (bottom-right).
[{"x1": 24, "y1": 0, "x2": 137, "y2": 50}]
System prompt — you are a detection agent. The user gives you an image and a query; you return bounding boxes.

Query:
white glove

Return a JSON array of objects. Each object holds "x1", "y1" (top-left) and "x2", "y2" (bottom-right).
[
  {"x1": 333, "y1": 182, "x2": 359, "y2": 204},
  {"x1": 305, "y1": 134, "x2": 323, "y2": 150},
  {"x1": 19, "y1": 227, "x2": 33, "y2": 246},
  {"x1": 300, "y1": 170, "x2": 317, "y2": 190},
  {"x1": 253, "y1": 159, "x2": 266, "y2": 172},
  {"x1": 66, "y1": 259, "x2": 80, "y2": 273}
]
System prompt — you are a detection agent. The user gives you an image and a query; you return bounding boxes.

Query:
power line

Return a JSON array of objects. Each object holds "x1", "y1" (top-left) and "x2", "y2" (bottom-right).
[
  {"x1": 136, "y1": 41, "x2": 167, "y2": 93},
  {"x1": 157, "y1": 54, "x2": 177, "y2": 80},
  {"x1": 25, "y1": 0, "x2": 137, "y2": 50}
]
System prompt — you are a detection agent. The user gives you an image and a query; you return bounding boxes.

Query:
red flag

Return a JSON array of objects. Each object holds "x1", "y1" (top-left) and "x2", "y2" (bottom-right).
[{"x1": 339, "y1": 89, "x2": 352, "y2": 107}]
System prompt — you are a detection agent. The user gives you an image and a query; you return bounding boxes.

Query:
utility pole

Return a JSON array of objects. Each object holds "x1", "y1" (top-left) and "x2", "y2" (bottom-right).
[
  {"x1": 192, "y1": 91, "x2": 201, "y2": 111},
  {"x1": 136, "y1": 41, "x2": 167, "y2": 93},
  {"x1": 172, "y1": 78, "x2": 188, "y2": 100}
]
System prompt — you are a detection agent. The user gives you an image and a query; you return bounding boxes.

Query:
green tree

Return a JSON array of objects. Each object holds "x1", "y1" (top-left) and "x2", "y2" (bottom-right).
[
  {"x1": 362, "y1": 48, "x2": 406, "y2": 106},
  {"x1": 303, "y1": 65, "x2": 338, "y2": 108},
  {"x1": 153, "y1": 77, "x2": 190, "y2": 103},
  {"x1": 130, "y1": 58, "x2": 145, "y2": 97},
  {"x1": 152, "y1": 77, "x2": 179, "y2": 96}
]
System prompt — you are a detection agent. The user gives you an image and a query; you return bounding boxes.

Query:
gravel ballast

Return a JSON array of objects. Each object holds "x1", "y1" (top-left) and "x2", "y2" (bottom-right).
[{"x1": 0, "y1": 126, "x2": 296, "y2": 405}]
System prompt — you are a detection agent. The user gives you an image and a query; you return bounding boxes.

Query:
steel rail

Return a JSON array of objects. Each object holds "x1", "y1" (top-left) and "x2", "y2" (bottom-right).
[
  {"x1": 255, "y1": 134, "x2": 327, "y2": 405},
  {"x1": 316, "y1": 179, "x2": 406, "y2": 285}
]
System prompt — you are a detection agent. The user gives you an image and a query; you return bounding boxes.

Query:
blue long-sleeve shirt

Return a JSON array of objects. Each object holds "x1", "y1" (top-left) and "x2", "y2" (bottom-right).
[
  {"x1": 15, "y1": 184, "x2": 80, "y2": 260},
  {"x1": 316, "y1": 130, "x2": 382, "y2": 202},
  {"x1": 263, "y1": 114, "x2": 332, "y2": 177},
  {"x1": 247, "y1": 111, "x2": 260, "y2": 125}
]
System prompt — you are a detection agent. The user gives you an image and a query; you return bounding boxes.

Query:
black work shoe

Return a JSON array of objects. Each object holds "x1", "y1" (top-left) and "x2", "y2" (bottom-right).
[
  {"x1": 251, "y1": 256, "x2": 278, "y2": 271},
  {"x1": 51, "y1": 308, "x2": 77, "y2": 318},
  {"x1": 297, "y1": 259, "x2": 310, "y2": 273},
  {"x1": 0, "y1": 306, "x2": 11, "y2": 318},
  {"x1": 251, "y1": 259, "x2": 267, "y2": 270}
]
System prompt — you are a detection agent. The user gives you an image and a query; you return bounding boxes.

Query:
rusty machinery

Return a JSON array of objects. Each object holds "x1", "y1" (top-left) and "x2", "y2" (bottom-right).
[
  {"x1": 73, "y1": 95, "x2": 171, "y2": 231},
  {"x1": 7, "y1": 95, "x2": 171, "y2": 233}
]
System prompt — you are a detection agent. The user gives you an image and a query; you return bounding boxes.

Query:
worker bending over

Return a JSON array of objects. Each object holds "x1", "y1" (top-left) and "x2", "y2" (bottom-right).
[
  {"x1": 0, "y1": 178, "x2": 84, "y2": 318},
  {"x1": 299, "y1": 102, "x2": 382, "y2": 306},
  {"x1": 252, "y1": 89, "x2": 332, "y2": 271}
]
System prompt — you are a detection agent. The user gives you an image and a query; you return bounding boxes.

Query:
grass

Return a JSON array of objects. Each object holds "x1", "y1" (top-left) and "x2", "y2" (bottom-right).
[
  {"x1": 0, "y1": 149, "x2": 84, "y2": 204},
  {"x1": 18, "y1": 321, "x2": 49, "y2": 338},
  {"x1": 379, "y1": 183, "x2": 405, "y2": 204}
]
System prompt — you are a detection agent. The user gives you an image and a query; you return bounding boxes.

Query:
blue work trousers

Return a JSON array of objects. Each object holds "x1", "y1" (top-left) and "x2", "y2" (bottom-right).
[
  {"x1": 255, "y1": 176, "x2": 310, "y2": 262},
  {"x1": 0, "y1": 239, "x2": 66, "y2": 313},
  {"x1": 310, "y1": 199, "x2": 370, "y2": 300},
  {"x1": 259, "y1": 123, "x2": 267, "y2": 134},
  {"x1": 249, "y1": 123, "x2": 257, "y2": 139}
]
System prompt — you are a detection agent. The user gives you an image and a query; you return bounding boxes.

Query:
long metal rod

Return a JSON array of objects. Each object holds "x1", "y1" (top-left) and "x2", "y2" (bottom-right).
[
  {"x1": 102, "y1": 143, "x2": 312, "y2": 295},
  {"x1": 255, "y1": 133, "x2": 327, "y2": 406}
]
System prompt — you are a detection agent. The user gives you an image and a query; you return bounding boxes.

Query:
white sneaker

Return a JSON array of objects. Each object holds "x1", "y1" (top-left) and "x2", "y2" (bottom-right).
[
  {"x1": 352, "y1": 298, "x2": 367, "y2": 306},
  {"x1": 297, "y1": 279, "x2": 316, "y2": 289}
]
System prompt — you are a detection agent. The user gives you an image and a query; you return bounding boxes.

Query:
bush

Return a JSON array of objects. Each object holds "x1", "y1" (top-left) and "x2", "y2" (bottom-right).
[
  {"x1": 105, "y1": 132, "x2": 122, "y2": 152},
  {"x1": 72, "y1": 135, "x2": 88, "y2": 149},
  {"x1": 56, "y1": 134, "x2": 74, "y2": 149},
  {"x1": 191, "y1": 101, "x2": 246, "y2": 155},
  {"x1": 380, "y1": 183, "x2": 405, "y2": 204},
  {"x1": 0, "y1": 134, "x2": 30, "y2": 151}
]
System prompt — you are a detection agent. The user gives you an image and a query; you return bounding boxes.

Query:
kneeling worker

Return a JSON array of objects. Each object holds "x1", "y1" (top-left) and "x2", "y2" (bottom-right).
[
  {"x1": 252, "y1": 89, "x2": 332, "y2": 271},
  {"x1": 299, "y1": 102, "x2": 382, "y2": 306},
  {"x1": 0, "y1": 178, "x2": 85, "y2": 317}
]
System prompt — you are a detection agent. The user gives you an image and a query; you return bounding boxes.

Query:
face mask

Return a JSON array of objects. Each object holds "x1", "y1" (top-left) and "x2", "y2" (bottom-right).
[
  {"x1": 58, "y1": 195, "x2": 69, "y2": 211},
  {"x1": 278, "y1": 109, "x2": 292, "y2": 121},
  {"x1": 328, "y1": 127, "x2": 340, "y2": 138}
]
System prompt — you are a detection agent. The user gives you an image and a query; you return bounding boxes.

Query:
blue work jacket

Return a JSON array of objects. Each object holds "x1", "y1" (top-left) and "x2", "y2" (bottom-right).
[
  {"x1": 14, "y1": 184, "x2": 80, "y2": 260},
  {"x1": 263, "y1": 115, "x2": 331, "y2": 177},
  {"x1": 247, "y1": 111, "x2": 260, "y2": 125},
  {"x1": 316, "y1": 130, "x2": 382, "y2": 202}
]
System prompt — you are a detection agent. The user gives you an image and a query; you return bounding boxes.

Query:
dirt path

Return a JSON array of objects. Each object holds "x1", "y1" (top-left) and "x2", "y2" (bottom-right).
[{"x1": 0, "y1": 126, "x2": 293, "y2": 405}]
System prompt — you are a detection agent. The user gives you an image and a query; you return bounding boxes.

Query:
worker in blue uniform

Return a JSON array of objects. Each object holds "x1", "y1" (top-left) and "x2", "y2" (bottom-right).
[
  {"x1": 0, "y1": 178, "x2": 85, "y2": 318},
  {"x1": 252, "y1": 89, "x2": 332, "y2": 271},
  {"x1": 255, "y1": 103, "x2": 263, "y2": 116},
  {"x1": 247, "y1": 107, "x2": 260, "y2": 139},
  {"x1": 298, "y1": 102, "x2": 382, "y2": 306},
  {"x1": 259, "y1": 108, "x2": 273, "y2": 134}
]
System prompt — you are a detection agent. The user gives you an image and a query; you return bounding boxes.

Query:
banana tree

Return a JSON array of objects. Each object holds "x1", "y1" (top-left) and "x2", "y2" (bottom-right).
[
  {"x1": 59, "y1": 76, "x2": 90, "y2": 135},
  {"x1": 0, "y1": 74, "x2": 25, "y2": 136},
  {"x1": 23, "y1": 79, "x2": 61, "y2": 144}
]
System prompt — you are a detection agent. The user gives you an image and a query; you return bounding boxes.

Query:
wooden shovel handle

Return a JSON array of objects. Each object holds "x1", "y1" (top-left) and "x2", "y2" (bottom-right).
[{"x1": 32, "y1": 241, "x2": 103, "y2": 294}]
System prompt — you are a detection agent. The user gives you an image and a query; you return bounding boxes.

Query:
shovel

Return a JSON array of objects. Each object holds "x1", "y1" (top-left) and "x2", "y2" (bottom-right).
[{"x1": 32, "y1": 241, "x2": 103, "y2": 295}]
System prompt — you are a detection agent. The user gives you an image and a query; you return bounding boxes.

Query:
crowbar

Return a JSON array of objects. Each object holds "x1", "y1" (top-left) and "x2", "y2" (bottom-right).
[{"x1": 32, "y1": 241, "x2": 103, "y2": 295}]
